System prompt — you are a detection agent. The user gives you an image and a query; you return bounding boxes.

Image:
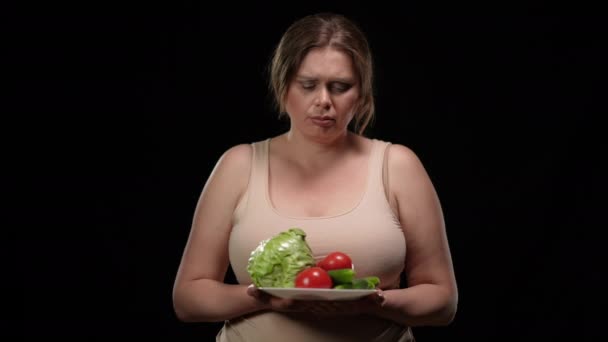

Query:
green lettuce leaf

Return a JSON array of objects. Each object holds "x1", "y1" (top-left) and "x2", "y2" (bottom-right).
[{"x1": 246, "y1": 228, "x2": 316, "y2": 288}]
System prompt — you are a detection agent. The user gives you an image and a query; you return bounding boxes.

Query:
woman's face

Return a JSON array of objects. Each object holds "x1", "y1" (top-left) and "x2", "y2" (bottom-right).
[{"x1": 284, "y1": 47, "x2": 360, "y2": 143}]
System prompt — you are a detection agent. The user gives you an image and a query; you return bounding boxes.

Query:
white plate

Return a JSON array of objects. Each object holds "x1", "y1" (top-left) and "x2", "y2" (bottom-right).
[{"x1": 258, "y1": 287, "x2": 376, "y2": 301}]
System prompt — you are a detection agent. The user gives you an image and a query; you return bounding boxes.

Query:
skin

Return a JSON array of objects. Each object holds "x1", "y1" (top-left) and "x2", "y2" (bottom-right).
[
  {"x1": 284, "y1": 47, "x2": 359, "y2": 145},
  {"x1": 172, "y1": 47, "x2": 458, "y2": 327}
]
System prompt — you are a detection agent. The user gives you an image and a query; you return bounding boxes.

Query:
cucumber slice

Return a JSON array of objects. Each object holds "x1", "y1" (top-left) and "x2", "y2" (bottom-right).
[
  {"x1": 352, "y1": 276, "x2": 381, "y2": 289},
  {"x1": 363, "y1": 276, "x2": 380, "y2": 287},
  {"x1": 327, "y1": 268, "x2": 356, "y2": 284}
]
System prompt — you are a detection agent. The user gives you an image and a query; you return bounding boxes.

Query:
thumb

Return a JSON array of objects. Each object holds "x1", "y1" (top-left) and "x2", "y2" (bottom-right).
[
  {"x1": 247, "y1": 284, "x2": 271, "y2": 302},
  {"x1": 247, "y1": 284, "x2": 260, "y2": 297},
  {"x1": 373, "y1": 289, "x2": 386, "y2": 306}
]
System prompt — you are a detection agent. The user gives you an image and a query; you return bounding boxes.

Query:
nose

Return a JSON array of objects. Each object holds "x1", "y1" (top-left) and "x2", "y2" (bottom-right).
[{"x1": 315, "y1": 87, "x2": 331, "y2": 109}]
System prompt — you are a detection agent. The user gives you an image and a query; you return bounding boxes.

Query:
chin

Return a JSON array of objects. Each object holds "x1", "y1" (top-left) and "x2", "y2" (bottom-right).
[{"x1": 306, "y1": 130, "x2": 344, "y2": 144}]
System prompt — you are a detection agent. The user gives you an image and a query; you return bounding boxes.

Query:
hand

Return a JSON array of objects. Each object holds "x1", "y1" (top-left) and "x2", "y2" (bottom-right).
[
  {"x1": 247, "y1": 284, "x2": 385, "y2": 316},
  {"x1": 247, "y1": 284, "x2": 301, "y2": 312},
  {"x1": 302, "y1": 289, "x2": 386, "y2": 316}
]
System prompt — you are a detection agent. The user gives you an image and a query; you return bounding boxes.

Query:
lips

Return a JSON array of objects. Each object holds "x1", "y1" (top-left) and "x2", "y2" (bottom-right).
[{"x1": 310, "y1": 116, "x2": 335, "y2": 127}]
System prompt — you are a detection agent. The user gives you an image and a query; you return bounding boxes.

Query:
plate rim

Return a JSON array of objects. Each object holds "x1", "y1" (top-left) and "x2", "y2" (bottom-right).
[
  {"x1": 258, "y1": 287, "x2": 376, "y2": 293},
  {"x1": 257, "y1": 287, "x2": 377, "y2": 301}
]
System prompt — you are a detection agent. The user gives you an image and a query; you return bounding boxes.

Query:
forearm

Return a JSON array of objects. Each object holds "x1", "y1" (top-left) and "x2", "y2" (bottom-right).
[
  {"x1": 173, "y1": 279, "x2": 268, "y2": 322},
  {"x1": 371, "y1": 284, "x2": 457, "y2": 327}
]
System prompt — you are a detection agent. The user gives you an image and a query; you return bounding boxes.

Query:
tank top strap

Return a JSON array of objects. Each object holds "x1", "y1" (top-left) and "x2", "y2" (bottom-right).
[
  {"x1": 365, "y1": 139, "x2": 393, "y2": 205},
  {"x1": 233, "y1": 138, "x2": 270, "y2": 223}
]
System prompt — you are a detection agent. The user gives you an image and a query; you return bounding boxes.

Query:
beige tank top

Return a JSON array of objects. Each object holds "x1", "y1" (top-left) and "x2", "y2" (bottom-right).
[{"x1": 220, "y1": 138, "x2": 413, "y2": 342}]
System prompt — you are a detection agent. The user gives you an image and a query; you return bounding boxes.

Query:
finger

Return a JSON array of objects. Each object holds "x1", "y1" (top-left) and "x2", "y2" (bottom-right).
[
  {"x1": 315, "y1": 302, "x2": 333, "y2": 313},
  {"x1": 307, "y1": 302, "x2": 328, "y2": 315},
  {"x1": 247, "y1": 284, "x2": 271, "y2": 303},
  {"x1": 246, "y1": 284, "x2": 259, "y2": 297},
  {"x1": 272, "y1": 298, "x2": 296, "y2": 311},
  {"x1": 311, "y1": 301, "x2": 343, "y2": 315},
  {"x1": 289, "y1": 300, "x2": 322, "y2": 314},
  {"x1": 373, "y1": 289, "x2": 386, "y2": 306}
]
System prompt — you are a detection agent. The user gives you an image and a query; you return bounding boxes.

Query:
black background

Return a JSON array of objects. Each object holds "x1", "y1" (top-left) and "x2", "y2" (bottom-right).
[{"x1": 17, "y1": 2, "x2": 605, "y2": 341}]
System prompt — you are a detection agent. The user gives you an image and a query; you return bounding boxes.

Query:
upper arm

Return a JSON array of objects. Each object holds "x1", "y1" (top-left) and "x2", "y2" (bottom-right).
[
  {"x1": 173, "y1": 144, "x2": 252, "y2": 286},
  {"x1": 388, "y1": 144, "x2": 457, "y2": 293}
]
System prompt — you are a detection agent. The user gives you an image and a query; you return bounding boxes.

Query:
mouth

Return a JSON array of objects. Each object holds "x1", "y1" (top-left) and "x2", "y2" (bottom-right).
[{"x1": 310, "y1": 116, "x2": 335, "y2": 127}]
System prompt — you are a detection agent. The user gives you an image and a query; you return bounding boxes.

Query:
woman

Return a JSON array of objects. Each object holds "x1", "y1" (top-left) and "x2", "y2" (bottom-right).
[{"x1": 172, "y1": 12, "x2": 458, "y2": 342}]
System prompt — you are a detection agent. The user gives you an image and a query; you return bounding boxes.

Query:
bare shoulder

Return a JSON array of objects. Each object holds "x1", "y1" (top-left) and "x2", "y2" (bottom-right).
[
  {"x1": 216, "y1": 144, "x2": 252, "y2": 171},
  {"x1": 385, "y1": 143, "x2": 436, "y2": 196},
  {"x1": 386, "y1": 143, "x2": 426, "y2": 175},
  {"x1": 206, "y1": 143, "x2": 253, "y2": 196}
]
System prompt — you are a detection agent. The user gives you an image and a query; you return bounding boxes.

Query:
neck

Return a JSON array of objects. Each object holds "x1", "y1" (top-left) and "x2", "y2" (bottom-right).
[{"x1": 281, "y1": 130, "x2": 355, "y2": 169}]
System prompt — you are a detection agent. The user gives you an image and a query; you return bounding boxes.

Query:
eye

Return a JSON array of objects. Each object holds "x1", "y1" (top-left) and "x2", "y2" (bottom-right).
[
  {"x1": 300, "y1": 81, "x2": 316, "y2": 90},
  {"x1": 330, "y1": 82, "x2": 352, "y2": 93}
]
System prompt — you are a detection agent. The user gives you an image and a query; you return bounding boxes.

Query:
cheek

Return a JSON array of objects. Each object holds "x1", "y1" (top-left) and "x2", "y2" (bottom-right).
[
  {"x1": 285, "y1": 92, "x2": 310, "y2": 114},
  {"x1": 337, "y1": 92, "x2": 360, "y2": 113}
]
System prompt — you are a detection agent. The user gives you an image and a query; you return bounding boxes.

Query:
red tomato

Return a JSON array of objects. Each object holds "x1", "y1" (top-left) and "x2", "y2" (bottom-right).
[
  {"x1": 317, "y1": 252, "x2": 353, "y2": 271},
  {"x1": 294, "y1": 267, "x2": 333, "y2": 288}
]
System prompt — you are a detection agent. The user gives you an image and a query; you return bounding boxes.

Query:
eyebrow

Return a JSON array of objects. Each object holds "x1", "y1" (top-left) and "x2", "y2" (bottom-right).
[{"x1": 295, "y1": 75, "x2": 355, "y2": 83}]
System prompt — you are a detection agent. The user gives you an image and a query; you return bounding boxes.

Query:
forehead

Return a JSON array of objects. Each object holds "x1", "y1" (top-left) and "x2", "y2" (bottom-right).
[{"x1": 296, "y1": 47, "x2": 355, "y2": 79}]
